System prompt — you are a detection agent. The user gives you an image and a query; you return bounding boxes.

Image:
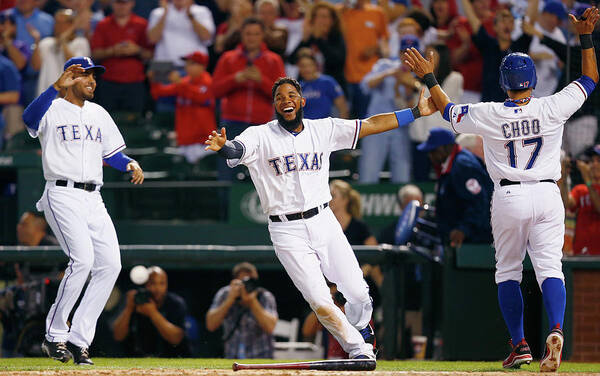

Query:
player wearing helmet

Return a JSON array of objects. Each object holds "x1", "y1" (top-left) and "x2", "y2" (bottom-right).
[{"x1": 403, "y1": 7, "x2": 600, "y2": 372}]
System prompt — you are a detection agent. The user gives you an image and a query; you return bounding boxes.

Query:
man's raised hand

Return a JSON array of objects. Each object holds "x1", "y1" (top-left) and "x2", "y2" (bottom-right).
[
  {"x1": 205, "y1": 127, "x2": 228, "y2": 151},
  {"x1": 569, "y1": 6, "x2": 600, "y2": 35},
  {"x1": 53, "y1": 65, "x2": 85, "y2": 91},
  {"x1": 402, "y1": 47, "x2": 435, "y2": 79}
]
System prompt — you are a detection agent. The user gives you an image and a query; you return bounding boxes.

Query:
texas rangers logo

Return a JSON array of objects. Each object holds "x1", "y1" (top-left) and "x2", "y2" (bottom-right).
[{"x1": 456, "y1": 105, "x2": 469, "y2": 123}]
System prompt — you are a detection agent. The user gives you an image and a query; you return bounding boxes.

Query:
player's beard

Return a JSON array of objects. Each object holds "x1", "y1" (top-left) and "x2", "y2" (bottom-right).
[{"x1": 276, "y1": 107, "x2": 304, "y2": 132}]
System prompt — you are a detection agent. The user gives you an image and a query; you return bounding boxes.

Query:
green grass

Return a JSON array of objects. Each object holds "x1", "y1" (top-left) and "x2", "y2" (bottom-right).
[{"x1": 0, "y1": 358, "x2": 599, "y2": 372}]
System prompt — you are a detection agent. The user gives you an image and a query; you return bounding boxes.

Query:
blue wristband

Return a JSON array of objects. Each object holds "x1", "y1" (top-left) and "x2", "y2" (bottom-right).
[
  {"x1": 104, "y1": 151, "x2": 133, "y2": 172},
  {"x1": 394, "y1": 108, "x2": 415, "y2": 128}
]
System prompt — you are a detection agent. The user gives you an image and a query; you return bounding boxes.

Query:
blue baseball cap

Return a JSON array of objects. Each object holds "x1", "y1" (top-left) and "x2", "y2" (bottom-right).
[
  {"x1": 63, "y1": 56, "x2": 105, "y2": 75},
  {"x1": 543, "y1": 1, "x2": 567, "y2": 20},
  {"x1": 400, "y1": 34, "x2": 420, "y2": 52},
  {"x1": 417, "y1": 128, "x2": 455, "y2": 152}
]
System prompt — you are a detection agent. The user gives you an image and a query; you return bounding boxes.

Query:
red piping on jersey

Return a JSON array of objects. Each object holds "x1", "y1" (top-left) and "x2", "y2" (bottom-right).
[{"x1": 574, "y1": 81, "x2": 587, "y2": 99}]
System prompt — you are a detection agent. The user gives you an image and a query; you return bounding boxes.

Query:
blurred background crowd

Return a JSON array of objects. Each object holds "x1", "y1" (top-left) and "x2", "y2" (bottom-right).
[{"x1": 0, "y1": 0, "x2": 599, "y2": 182}]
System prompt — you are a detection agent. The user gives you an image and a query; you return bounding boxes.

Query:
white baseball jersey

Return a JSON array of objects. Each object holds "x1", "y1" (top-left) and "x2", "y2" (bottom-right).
[
  {"x1": 27, "y1": 98, "x2": 126, "y2": 185},
  {"x1": 448, "y1": 80, "x2": 588, "y2": 184},
  {"x1": 228, "y1": 117, "x2": 361, "y2": 215},
  {"x1": 227, "y1": 117, "x2": 374, "y2": 358}
]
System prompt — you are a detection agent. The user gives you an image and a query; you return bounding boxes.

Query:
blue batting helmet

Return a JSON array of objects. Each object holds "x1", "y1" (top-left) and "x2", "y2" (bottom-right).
[{"x1": 499, "y1": 52, "x2": 537, "y2": 92}]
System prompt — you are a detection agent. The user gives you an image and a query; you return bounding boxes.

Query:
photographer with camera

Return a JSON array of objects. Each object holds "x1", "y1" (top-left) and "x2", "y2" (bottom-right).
[
  {"x1": 112, "y1": 266, "x2": 191, "y2": 357},
  {"x1": 206, "y1": 262, "x2": 278, "y2": 358}
]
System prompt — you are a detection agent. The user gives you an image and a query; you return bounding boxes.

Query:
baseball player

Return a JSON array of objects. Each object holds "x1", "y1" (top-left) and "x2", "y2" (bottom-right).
[
  {"x1": 205, "y1": 77, "x2": 437, "y2": 360},
  {"x1": 402, "y1": 7, "x2": 599, "y2": 372},
  {"x1": 22, "y1": 57, "x2": 144, "y2": 365}
]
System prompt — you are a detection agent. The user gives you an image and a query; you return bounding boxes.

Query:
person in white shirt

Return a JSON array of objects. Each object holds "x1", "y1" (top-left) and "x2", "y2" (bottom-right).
[
  {"x1": 205, "y1": 76, "x2": 437, "y2": 361},
  {"x1": 22, "y1": 56, "x2": 144, "y2": 365},
  {"x1": 147, "y1": 0, "x2": 215, "y2": 67},
  {"x1": 32, "y1": 9, "x2": 91, "y2": 96}
]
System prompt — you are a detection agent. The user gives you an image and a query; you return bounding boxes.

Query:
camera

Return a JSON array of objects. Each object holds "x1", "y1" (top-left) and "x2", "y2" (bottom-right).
[
  {"x1": 134, "y1": 288, "x2": 151, "y2": 305},
  {"x1": 241, "y1": 277, "x2": 259, "y2": 294}
]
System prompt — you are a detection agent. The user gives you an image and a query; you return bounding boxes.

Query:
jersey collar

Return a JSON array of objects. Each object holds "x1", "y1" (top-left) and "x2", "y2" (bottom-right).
[{"x1": 504, "y1": 96, "x2": 532, "y2": 107}]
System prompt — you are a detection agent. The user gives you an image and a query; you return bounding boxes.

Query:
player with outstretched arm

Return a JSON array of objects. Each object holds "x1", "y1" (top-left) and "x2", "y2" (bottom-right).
[
  {"x1": 22, "y1": 57, "x2": 144, "y2": 365},
  {"x1": 402, "y1": 7, "x2": 599, "y2": 373},
  {"x1": 206, "y1": 77, "x2": 437, "y2": 361}
]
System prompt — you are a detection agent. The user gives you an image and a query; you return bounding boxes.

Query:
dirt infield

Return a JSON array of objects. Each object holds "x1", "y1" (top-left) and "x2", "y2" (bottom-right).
[{"x1": 0, "y1": 371, "x2": 598, "y2": 376}]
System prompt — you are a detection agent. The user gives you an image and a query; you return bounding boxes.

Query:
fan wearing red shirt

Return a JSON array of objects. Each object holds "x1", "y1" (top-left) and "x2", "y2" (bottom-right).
[
  {"x1": 151, "y1": 51, "x2": 216, "y2": 164},
  {"x1": 90, "y1": 0, "x2": 153, "y2": 113},
  {"x1": 562, "y1": 146, "x2": 600, "y2": 256}
]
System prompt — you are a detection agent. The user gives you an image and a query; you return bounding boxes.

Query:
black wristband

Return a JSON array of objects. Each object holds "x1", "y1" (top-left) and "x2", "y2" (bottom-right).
[
  {"x1": 423, "y1": 73, "x2": 439, "y2": 89},
  {"x1": 411, "y1": 106, "x2": 421, "y2": 120},
  {"x1": 580, "y1": 33, "x2": 594, "y2": 50}
]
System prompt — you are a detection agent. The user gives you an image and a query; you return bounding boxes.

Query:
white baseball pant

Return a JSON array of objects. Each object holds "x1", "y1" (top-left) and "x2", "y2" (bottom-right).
[
  {"x1": 492, "y1": 181, "x2": 565, "y2": 287},
  {"x1": 269, "y1": 207, "x2": 374, "y2": 358},
  {"x1": 37, "y1": 182, "x2": 121, "y2": 348}
]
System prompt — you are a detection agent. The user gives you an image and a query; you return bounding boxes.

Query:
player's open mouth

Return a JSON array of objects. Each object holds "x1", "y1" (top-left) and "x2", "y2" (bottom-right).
[{"x1": 283, "y1": 107, "x2": 294, "y2": 113}]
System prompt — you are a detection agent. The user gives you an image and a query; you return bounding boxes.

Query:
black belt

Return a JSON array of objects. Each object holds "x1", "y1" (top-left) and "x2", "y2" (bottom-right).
[
  {"x1": 500, "y1": 178, "x2": 555, "y2": 187},
  {"x1": 269, "y1": 203, "x2": 328, "y2": 222},
  {"x1": 56, "y1": 180, "x2": 97, "y2": 192}
]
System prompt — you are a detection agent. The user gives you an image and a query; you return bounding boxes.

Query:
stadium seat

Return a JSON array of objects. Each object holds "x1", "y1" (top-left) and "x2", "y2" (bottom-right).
[{"x1": 273, "y1": 318, "x2": 323, "y2": 359}]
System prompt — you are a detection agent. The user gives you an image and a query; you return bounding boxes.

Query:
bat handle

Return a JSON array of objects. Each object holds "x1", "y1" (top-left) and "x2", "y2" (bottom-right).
[{"x1": 232, "y1": 362, "x2": 240, "y2": 371}]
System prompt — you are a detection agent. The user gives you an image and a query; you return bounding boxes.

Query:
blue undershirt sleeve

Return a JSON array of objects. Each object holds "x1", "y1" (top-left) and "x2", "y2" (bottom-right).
[
  {"x1": 576, "y1": 75, "x2": 596, "y2": 97},
  {"x1": 443, "y1": 102, "x2": 455, "y2": 122},
  {"x1": 103, "y1": 151, "x2": 133, "y2": 172},
  {"x1": 22, "y1": 85, "x2": 58, "y2": 131}
]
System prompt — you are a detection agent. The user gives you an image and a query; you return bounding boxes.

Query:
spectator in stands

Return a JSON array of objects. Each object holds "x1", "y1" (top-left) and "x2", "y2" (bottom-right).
[
  {"x1": 212, "y1": 17, "x2": 285, "y2": 181},
  {"x1": 460, "y1": 0, "x2": 534, "y2": 102},
  {"x1": 147, "y1": 0, "x2": 215, "y2": 68},
  {"x1": 445, "y1": 0, "x2": 494, "y2": 103},
  {"x1": 329, "y1": 179, "x2": 377, "y2": 246},
  {"x1": 430, "y1": 0, "x2": 459, "y2": 32},
  {"x1": 418, "y1": 128, "x2": 493, "y2": 248},
  {"x1": 0, "y1": 11, "x2": 29, "y2": 71},
  {"x1": 213, "y1": 0, "x2": 252, "y2": 55},
  {"x1": 276, "y1": 0, "x2": 304, "y2": 64},
  {"x1": 255, "y1": 0, "x2": 287, "y2": 58},
  {"x1": 302, "y1": 282, "x2": 348, "y2": 359},
  {"x1": 206, "y1": 262, "x2": 278, "y2": 359},
  {"x1": 32, "y1": 9, "x2": 90, "y2": 96},
  {"x1": 91, "y1": 0, "x2": 152, "y2": 114},
  {"x1": 16, "y1": 211, "x2": 58, "y2": 246},
  {"x1": 151, "y1": 51, "x2": 216, "y2": 164},
  {"x1": 293, "y1": 1, "x2": 346, "y2": 93},
  {"x1": 8, "y1": 0, "x2": 54, "y2": 104},
  {"x1": 456, "y1": 133, "x2": 484, "y2": 162},
  {"x1": 0, "y1": 54, "x2": 19, "y2": 150},
  {"x1": 558, "y1": 146, "x2": 600, "y2": 256},
  {"x1": 410, "y1": 43, "x2": 462, "y2": 181},
  {"x1": 339, "y1": 0, "x2": 388, "y2": 119},
  {"x1": 358, "y1": 35, "x2": 420, "y2": 184},
  {"x1": 113, "y1": 266, "x2": 191, "y2": 357},
  {"x1": 527, "y1": 1, "x2": 567, "y2": 98},
  {"x1": 523, "y1": 3, "x2": 600, "y2": 158},
  {"x1": 296, "y1": 48, "x2": 348, "y2": 119}
]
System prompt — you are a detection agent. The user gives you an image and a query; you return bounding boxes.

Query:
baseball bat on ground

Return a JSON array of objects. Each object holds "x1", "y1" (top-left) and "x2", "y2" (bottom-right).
[{"x1": 232, "y1": 359, "x2": 376, "y2": 371}]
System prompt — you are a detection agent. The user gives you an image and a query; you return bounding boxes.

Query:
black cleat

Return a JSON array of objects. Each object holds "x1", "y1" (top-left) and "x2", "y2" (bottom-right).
[
  {"x1": 42, "y1": 339, "x2": 71, "y2": 363},
  {"x1": 66, "y1": 342, "x2": 94, "y2": 365}
]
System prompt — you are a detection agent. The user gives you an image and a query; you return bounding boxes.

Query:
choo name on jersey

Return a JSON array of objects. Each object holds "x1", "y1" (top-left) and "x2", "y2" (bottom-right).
[
  {"x1": 268, "y1": 152, "x2": 324, "y2": 176},
  {"x1": 501, "y1": 118, "x2": 541, "y2": 139},
  {"x1": 56, "y1": 124, "x2": 102, "y2": 143}
]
